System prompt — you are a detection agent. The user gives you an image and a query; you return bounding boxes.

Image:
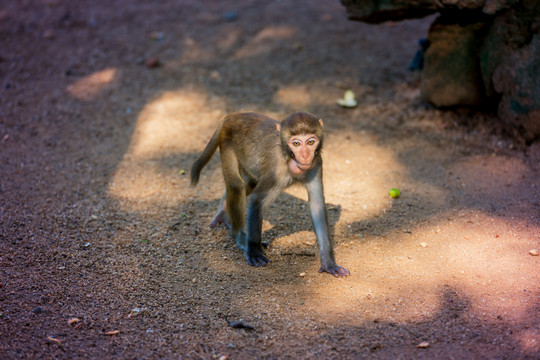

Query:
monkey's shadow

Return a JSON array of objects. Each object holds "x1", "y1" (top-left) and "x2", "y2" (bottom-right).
[
  {"x1": 202, "y1": 190, "x2": 340, "y2": 243},
  {"x1": 258, "y1": 192, "x2": 341, "y2": 246}
]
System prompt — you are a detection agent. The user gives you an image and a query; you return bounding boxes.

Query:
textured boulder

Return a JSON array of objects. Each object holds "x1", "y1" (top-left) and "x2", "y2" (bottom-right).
[
  {"x1": 421, "y1": 17, "x2": 488, "y2": 107},
  {"x1": 480, "y1": 3, "x2": 540, "y2": 140},
  {"x1": 341, "y1": 0, "x2": 437, "y2": 23},
  {"x1": 492, "y1": 34, "x2": 540, "y2": 140},
  {"x1": 342, "y1": 0, "x2": 522, "y2": 21},
  {"x1": 342, "y1": 0, "x2": 540, "y2": 141}
]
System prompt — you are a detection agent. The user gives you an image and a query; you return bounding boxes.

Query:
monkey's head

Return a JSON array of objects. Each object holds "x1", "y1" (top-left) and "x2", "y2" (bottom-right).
[{"x1": 278, "y1": 112, "x2": 324, "y2": 176}]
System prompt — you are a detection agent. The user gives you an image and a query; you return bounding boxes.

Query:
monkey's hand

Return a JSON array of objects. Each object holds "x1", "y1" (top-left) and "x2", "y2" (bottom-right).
[
  {"x1": 246, "y1": 251, "x2": 271, "y2": 267},
  {"x1": 209, "y1": 209, "x2": 230, "y2": 229},
  {"x1": 319, "y1": 264, "x2": 350, "y2": 278}
]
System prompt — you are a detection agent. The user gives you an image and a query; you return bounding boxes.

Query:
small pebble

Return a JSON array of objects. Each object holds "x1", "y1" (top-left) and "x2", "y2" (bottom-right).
[
  {"x1": 223, "y1": 11, "x2": 238, "y2": 22},
  {"x1": 150, "y1": 31, "x2": 164, "y2": 41},
  {"x1": 43, "y1": 29, "x2": 55, "y2": 39},
  {"x1": 529, "y1": 249, "x2": 538, "y2": 256},
  {"x1": 145, "y1": 58, "x2": 160, "y2": 68}
]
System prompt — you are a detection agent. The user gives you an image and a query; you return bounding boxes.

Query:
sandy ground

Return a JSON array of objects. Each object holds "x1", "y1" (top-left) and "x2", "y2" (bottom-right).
[{"x1": 1, "y1": 0, "x2": 539, "y2": 359}]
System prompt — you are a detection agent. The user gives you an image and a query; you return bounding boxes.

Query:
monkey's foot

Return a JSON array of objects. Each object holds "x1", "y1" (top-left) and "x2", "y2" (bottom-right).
[
  {"x1": 319, "y1": 265, "x2": 350, "y2": 278},
  {"x1": 246, "y1": 253, "x2": 271, "y2": 267}
]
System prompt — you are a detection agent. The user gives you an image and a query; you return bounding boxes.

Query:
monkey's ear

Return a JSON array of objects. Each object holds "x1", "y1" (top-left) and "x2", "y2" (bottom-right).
[
  {"x1": 319, "y1": 119, "x2": 324, "y2": 128},
  {"x1": 276, "y1": 123, "x2": 281, "y2": 132}
]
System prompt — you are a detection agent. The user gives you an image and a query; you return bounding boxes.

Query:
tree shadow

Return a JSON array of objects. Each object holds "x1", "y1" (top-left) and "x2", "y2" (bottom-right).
[
  {"x1": 3, "y1": 1, "x2": 538, "y2": 359},
  {"x1": 276, "y1": 285, "x2": 538, "y2": 359}
]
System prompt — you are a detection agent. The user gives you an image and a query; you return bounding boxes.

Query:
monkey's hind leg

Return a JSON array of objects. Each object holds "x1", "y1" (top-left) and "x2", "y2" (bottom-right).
[
  {"x1": 220, "y1": 148, "x2": 247, "y2": 250},
  {"x1": 209, "y1": 192, "x2": 230, "y2": 229}
]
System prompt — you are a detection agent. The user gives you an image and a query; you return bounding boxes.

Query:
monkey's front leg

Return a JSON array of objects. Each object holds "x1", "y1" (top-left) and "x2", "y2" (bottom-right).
[
  {"x1": 243, "y1": 195, "x2": 271, "y2": 267},
  {"x1": 305, "y1": 176, "x2": 350, "y2": 278}
]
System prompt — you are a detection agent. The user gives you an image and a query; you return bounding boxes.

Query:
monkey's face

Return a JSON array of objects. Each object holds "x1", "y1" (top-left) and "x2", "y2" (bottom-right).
[{"x1": 286, "y1": 134, "x2": 320, "y2": 176}]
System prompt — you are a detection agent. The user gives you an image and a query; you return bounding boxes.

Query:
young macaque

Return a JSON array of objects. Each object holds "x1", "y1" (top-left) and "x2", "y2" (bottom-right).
[{"x1": 191, "y1": 112, "x2": 349, "y2": 277}]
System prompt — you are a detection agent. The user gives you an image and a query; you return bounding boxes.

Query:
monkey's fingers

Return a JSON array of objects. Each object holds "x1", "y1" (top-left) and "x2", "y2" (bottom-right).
[
  {"x1": 319, "y1": 265, "x2": 350, "y2": 278},
  {"x1": 209, "y1": 213, "x2": 230, "y2": 229},
  {"x1": 247, "y1": 254, "x2": 271, "y2": 267}
]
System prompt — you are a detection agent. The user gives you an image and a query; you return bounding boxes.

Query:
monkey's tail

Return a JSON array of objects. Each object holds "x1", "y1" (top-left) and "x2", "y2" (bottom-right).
[{"x1": 190, "y1": 121, "x2": 223, "y2": 186}]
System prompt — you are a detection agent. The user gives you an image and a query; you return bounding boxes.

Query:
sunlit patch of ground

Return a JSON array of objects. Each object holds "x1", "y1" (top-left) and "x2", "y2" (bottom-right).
[
  {"x1": 233, "y1": 26, "x2": 299, "y2": 59},
  {"x1": 293, "y1": 211, "x2": 538, "y2": 326},
  {"x1": 108, "y1": 89, "x2": 226, "y2": 209},
  {"x1": 67, "y1": 68, "x2": 119, "y2": 100},
  {"x1": 4, "y1": 1, "x2": 537, "y2": 358},
  {"x1": 105, "y1": 83, "x2": 538, "y2": 337}
]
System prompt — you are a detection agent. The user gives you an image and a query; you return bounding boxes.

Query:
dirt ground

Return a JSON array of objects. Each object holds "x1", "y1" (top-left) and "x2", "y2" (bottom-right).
[{"x1": 1, "y1": 0, "x2": 539, "y2": 359}]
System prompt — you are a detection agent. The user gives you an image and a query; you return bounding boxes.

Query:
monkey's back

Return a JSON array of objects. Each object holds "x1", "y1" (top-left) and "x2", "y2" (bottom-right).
[{"x1": 218, "y1": 112, "x2": 288, "y2": 184}]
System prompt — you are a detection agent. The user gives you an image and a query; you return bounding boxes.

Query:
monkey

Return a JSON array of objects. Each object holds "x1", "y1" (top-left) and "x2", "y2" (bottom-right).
[{"x1": 191, "y1": 112, "x2": 349, "y2": 277}]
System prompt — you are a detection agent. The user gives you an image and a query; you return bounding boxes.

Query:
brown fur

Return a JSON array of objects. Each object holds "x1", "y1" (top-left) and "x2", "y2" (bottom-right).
[{"x1": 191, "y1": 112, "x2": 349, "y2": 277}]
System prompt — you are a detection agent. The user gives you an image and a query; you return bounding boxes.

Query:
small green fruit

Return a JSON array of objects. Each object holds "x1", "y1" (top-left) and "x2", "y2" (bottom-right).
[{"x1": 389, "y1": 188, "x2": 400, "y2": 198}]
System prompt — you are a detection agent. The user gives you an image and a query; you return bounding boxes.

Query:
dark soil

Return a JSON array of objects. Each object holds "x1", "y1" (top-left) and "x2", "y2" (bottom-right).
[{"x1": 1, "y1": 1, "x2": 538, "y2": 359}]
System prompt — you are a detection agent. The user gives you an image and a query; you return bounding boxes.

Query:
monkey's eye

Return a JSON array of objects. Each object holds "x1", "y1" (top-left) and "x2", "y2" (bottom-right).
[
  {"x1": 292, "y1": 140, "x2": 301, "y2": 147},
  {"x1": 307, "y1": 139, "x2": 316, "y2": 146}
]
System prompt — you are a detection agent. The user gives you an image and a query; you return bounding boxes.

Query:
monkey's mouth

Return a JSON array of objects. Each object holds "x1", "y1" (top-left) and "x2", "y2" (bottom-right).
[
  {"x1": 294, "y1": 160, "x2": 313, "y2": 170},
  {"x1": 288, "y1": 159, "x2": 313, "y2": 175}
]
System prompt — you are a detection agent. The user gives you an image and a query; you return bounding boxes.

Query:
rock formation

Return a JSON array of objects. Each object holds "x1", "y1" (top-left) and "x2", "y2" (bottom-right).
[{"x1": 342, "y1": 0, "x2": 540, "y2": 141}]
